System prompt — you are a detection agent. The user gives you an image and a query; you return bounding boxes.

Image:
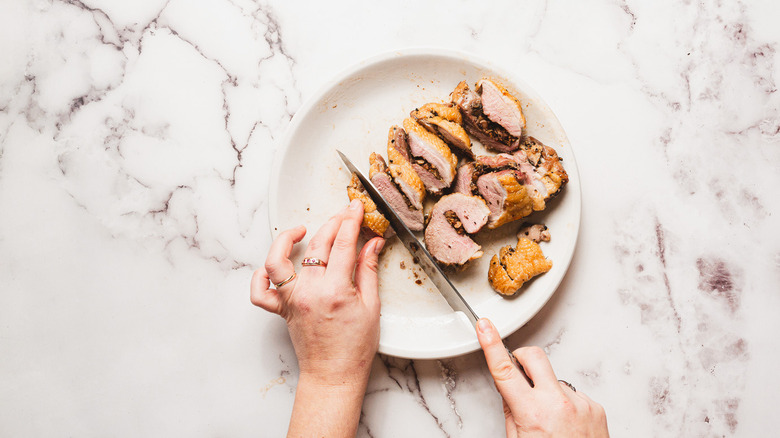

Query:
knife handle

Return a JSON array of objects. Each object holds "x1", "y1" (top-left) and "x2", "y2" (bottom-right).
[{"x1": 505, "y1": 345, "x2": 535, "y2": 387}]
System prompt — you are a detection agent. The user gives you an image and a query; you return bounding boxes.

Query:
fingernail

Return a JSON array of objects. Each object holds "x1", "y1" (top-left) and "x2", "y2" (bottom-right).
[
  {"x1": 374, "y1": 239, "x2": 385, "y2": 254},
  {"x1": 349, "y1": 199, "x2": 361, "y2": 210},
  {"x1": 477, "y1": 318, "x2": 492, "y2": 334}
]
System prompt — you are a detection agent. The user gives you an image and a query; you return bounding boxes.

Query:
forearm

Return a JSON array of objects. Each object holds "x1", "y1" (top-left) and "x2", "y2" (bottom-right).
[{"x1": 287, "y1": 373, "x2": 369, "y2": 438}]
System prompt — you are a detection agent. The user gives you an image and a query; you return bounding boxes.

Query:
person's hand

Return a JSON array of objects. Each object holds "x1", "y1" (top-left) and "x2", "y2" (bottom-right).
[
  {"x1": 250, "y1": 199, "x2": 385, "y2": 388},
  {"x1": 476, "y1": 318, "x2": 609, "y2": 437}
]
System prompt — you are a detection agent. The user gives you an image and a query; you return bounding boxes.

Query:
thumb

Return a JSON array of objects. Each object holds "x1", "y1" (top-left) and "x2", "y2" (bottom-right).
[
  {"x1": 476, "y1": 318, "x2": 532, "y2": 409},
  {"x1": 354, "y1": 237, "x2": 385, "y2": 309}
]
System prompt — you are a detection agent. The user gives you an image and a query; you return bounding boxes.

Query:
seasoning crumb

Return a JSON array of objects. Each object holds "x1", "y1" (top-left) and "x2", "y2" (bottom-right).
[
  {"x1": 413, "y1": 257, "x2": 420, "y2": 264},
  {"x1": 306, "y1": 207, "x2": 310, "y2": 211},
  {"x1": 400, "y1": 261, "x2": 406, "y2": 270},
  {"x1": 415, "y1": 279, "x2": 423, "y2": 285}
]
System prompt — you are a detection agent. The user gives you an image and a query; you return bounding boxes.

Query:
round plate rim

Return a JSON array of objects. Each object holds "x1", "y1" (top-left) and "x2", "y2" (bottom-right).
[{"x1": 267, "y1": 47, "x2": 582, "y2": 359}]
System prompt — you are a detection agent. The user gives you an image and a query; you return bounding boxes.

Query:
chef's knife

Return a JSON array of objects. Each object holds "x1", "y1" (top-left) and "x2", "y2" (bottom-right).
[{"x1": 337, "y1": 150, "x2": 526, "y2": 375}]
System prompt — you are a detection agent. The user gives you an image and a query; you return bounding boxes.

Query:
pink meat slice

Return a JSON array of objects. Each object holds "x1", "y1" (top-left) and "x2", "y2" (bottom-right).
[
  {"x1": 369, "y1": 154, "x2": 424, "y2": 231},
  {"x1": 371, "y1": 171, "x2": 424, "y2": 231},
  {"x1": 477, "y1": 79, "x2": 525, "y2": 138},
  {"x1": 451, "y1": 81, "x2": 521, "y2": 153},
  {"x1": 424, "y1": 193, "x2": 490, "y2": 267},
  {"x1": 454, "y1": 163, "x2": 475, "y2": 195},
  {"x1": 476, "y1": 171, "x2": 509, "y2": 222},
  {"x1": 411, "y1": 163, "x2": 449, "y2": 194},
  {"x1": 406, "y1": 129, "x2": 456, "y2": 185}
]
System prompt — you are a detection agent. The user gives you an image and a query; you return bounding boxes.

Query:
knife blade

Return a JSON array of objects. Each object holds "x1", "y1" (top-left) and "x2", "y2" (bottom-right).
[
  {"x1": 336, "y1": 149, "x2": 480, "y2": 327},
  {"x1": 337, "y1": 149, "x2": 527, "y2": 376}
]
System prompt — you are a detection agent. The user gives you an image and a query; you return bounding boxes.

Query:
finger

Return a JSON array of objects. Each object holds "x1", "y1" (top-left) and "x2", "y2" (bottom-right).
[
  {"x1": 503, "y1": 398, "x2": 518, "y2": 438},
  {"x1": 476, "y1": 318, "x2": 531, "y2": 408},
  {"x1": 250, "y1": 267, "x2": 282, "y2": 314},
  {"x1": 354, "y1": 237, "x2": 385, "y2": 309},
  {"x1": 513, "y1": 346, "x2": 559, "y2": 390},
  {"x1": 264, "y1": 226, "x2": 306, "y2": 285},
  {"x1": 301, "y1": 213, "x2": 345, "y2": 275},
  {"x1": 327, "y1": 199, "x2": 364, "y2": 278}
]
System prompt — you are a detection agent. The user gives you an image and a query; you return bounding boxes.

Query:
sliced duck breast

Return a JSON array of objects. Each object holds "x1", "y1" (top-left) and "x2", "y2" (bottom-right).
[
  {"x1": 476, "y1": 78, "x2": 526, "y2": 138},
  {"x1": 534, "y1": 142, "x2": 568, "y2": 199},
  {"x1": 511, "y1": 138, "x2": 568, "y2": 207},
  {"x1": 346, "y1": 173, "x2": 391, "y2": 237},
  {"x1": 410, "y1": 103, "x2": 472, "y2": 157},
  {"x1": 452, "y1": 81, "x2": 521, "y2": 153},
  {"x1": 403, "y1": 118, "x2": 458, "y2": 194},
  {"x1": 476, "y1": 170, "x2": 534, "y2": 229},
  {"x1": 454, "y1": 162, "x2": 476, "y2": 195},
  {"x1": 383, "y1": 127, "x2": 425, "y2": 210},
  {"x1": 387, "y1": 125, "x2": 411, "y2": 163},
  {"x1": 424, "y1": 193, "x2": 490, "y2": 268},
  {"x1": 368, "y1": 153, "x2": 424, "y2": 231}
]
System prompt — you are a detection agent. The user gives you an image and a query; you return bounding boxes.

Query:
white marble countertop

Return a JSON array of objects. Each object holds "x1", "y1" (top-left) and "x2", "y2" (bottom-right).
[{"x1": 2, "y1": 0, "x2": 779, "y2": 436}]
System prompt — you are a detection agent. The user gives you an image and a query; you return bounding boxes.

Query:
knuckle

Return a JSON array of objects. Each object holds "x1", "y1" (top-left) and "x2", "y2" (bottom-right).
[
  {"x1": 251, "y1": 268, "x2": 263, "y2": 281},
  {"x1": 264, "y1": 258, "x2": 283, "y2": 273},
  {"x1": 362, "y1": 255, "x2": 379, "y2": 273},
  {"x1": 332, "y1": 236, "x2": 355, "y2": 253},
  {"x1": 307, "y1": 237, "x2": 324, "y2": 252},
  {"x1": 250, "y1": 269, "x2": 264, "y2": 289},
  {"x1": 503, "y1": 404, "x2": 513, "y2": 419},
  {"x1": 490, "y1": 360, "x2": 516, "y2": 383},
  {"x1": 341, "y1": 214, "x2": 361, "y2": 230},
  {"x1": 519, "y1": 346, "x2": 546, "y2": 362}
]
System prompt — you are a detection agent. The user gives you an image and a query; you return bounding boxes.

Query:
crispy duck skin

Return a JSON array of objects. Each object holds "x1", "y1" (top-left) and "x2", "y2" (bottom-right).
[
  {"x1": 403, "y1": 118, "x2": 458, "y2": 194},
  {"x1": 387, "y1": 125, "x2": 411, "y2": 163},
  {"x1": 452, "y1": 81, "x2": 520, "y2": 153},
  {"x1": 395, "y1": 121, "x2": 445, "y2": 195},
  {"x1": 424, "y1": 193, "x2": 490, "y2": 268},
  {"x1": 476, "y1": 170, "x2": 534, "y2": 229},
  {"x1": 410, "y1": 103, "x2": 473, "y2": 157},
  {"x1": 488, "y1": 237, "x2": 552, "y2": 296},
  {"x1": 462, "y1": 136, "x2": 567, "y2": 229},
  {"x1": 369, "y1": 153, "x2": 424, "y2": 231},
  {"x1": 346, "y1": 173, "x2": 390, "y2": 237}
]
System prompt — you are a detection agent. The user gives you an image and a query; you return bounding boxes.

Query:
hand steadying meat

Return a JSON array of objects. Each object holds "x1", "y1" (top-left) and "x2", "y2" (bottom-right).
[
  {"x1": 250, "y1": 199, "x2": 384, "y2": 437},
  {"x1": 251, "y1": 199, "x2": 608, "y2": 437}
]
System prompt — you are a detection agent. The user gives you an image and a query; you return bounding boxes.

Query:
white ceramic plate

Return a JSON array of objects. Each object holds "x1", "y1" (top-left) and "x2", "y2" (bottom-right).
[{"x1": 268, "y1": 49, "x2": 580, "y2": 359}]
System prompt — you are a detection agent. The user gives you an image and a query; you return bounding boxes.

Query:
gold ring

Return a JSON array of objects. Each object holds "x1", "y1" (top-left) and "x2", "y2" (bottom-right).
[
  {"x1": 274, "y1": 272, "x2": 297, "y2": 288},
  {"x1": 301, "y1": 257, "x2": 327, "y2": 267}
]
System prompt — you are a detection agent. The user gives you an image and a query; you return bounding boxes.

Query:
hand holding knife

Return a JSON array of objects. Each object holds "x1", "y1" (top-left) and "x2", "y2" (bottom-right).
[{"x1": 337, "y1": 150, "x2": 530, "y2": 382}]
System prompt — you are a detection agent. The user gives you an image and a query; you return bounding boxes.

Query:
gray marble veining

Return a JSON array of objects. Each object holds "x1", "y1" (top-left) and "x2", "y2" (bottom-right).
[{"x1": 1, "y1": 0, "x2": 778, "y2": 436}]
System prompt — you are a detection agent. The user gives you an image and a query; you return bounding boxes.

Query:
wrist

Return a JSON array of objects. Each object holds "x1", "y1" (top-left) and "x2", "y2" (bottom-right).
[
  {"x1": 289, "y1": 370, "x2": 369, "y2": 438},
  {"x1": 298, "y1": 360, "x2": 372, "y2": 394}
]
